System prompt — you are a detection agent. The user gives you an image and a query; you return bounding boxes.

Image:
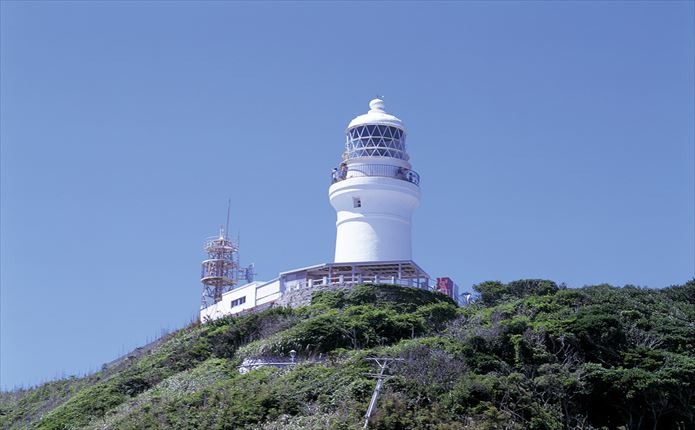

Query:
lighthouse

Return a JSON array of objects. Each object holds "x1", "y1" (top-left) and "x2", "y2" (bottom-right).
[
  {"x1": 200, "y1": 98, "x2": 446, "y2": 323},
  {"x1": 329, "y1": 99, "x2": 421, "y2": 263}
]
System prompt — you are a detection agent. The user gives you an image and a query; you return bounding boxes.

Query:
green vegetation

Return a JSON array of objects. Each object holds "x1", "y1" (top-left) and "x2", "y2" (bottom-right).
[{"x1": 1, "y1": 281, "x2": 693, "y2": 429}]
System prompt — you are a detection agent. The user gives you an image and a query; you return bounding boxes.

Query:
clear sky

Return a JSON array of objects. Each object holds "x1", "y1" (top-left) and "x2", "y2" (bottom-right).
[{"x1": 1, "y1": 1, "x2": 693, "y2": 390}]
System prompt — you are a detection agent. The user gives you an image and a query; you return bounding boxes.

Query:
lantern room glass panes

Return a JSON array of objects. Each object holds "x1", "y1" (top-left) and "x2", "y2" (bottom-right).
[{"x1": 345, "y1": 125, "x2": 408, "y2": 160}]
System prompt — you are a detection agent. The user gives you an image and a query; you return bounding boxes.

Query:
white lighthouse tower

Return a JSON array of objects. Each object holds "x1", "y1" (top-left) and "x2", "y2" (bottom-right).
[
  {"x1": 199, "y1": 98, "x2": 440, "y2": 323},
  {"x1": 329, "y1": 99, "x2": 421, "y2": 263}
]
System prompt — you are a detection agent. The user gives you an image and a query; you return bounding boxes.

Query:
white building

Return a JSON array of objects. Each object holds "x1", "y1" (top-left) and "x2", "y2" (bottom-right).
[{"x1": 200, "y1": 99, "x2": 444, "y2": 322}]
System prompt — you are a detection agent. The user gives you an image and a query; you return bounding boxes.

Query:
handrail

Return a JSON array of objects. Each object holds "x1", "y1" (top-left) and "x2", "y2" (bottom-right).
[
  {"x1": 330, "y1": 163, "x2": 420, "y2": 186},
  {"x1": 285, "y1": 277, "x2": 433, "y2": 292}
]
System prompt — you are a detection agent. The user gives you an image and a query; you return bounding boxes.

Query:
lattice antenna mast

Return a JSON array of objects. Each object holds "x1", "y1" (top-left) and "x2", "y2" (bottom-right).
[
  {"x1": 200, "y1": 232, "x2": 238, "y2": 308},
  {"x1": 200, "y1": 202, "x2": 238, "y2": 308},
  {"x1": 200, "y1": 202, "x2": 256, "y2": 308}
]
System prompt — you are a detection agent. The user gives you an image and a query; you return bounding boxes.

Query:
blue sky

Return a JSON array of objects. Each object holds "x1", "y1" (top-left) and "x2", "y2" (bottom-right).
[{"x1": 1, "y1": 1, "x2": 693, "y2": 389}]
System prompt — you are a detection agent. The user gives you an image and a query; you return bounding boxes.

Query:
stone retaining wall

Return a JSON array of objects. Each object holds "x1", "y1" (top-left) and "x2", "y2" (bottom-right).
[{"x1": 275, "y1": 283, "x2": 353, "y2": 308}]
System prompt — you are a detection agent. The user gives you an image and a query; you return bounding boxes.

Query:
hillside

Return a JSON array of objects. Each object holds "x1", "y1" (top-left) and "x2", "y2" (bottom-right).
[{"x1": 1, "y1": 280, "x2": 694, "y2": 430}]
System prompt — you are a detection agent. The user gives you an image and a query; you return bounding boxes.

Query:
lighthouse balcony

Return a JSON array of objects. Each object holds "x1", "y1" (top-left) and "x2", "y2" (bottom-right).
[{"x1": 331, "y1": 163, "x2": 420, "y2": 186}]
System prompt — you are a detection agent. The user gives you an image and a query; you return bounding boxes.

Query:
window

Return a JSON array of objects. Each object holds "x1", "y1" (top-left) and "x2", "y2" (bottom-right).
[
  {"x1": 231, "y1": 296, "x2": 246, "y2": 308},
  {"x1": 353, "y1": 197, "x2": 361, "y2": 208},
  {"x1": 344, "y1": 125, "x2": 408, "y2": 161}
]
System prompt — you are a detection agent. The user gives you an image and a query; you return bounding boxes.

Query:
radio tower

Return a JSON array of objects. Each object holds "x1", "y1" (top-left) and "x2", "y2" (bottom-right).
[{"x1": 200, "y1": 202, "x2": 254, "y2": 308}]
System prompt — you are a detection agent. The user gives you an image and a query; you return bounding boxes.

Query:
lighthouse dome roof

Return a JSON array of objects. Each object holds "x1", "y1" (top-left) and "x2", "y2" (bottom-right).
[{"x1": 347, "y1": 99, "x2": 405, "y2": 131}]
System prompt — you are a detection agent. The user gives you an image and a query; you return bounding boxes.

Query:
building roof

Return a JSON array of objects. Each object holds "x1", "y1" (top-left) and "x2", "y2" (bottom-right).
[
  {"x1": 347, "y1": 99, "x2": 406, "y2": 131},
  {"x1": 280, "y1": 260, "x2": 430, "y2": 280}
]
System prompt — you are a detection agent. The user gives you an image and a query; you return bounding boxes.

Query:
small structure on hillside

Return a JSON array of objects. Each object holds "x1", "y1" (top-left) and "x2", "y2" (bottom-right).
[
  {"x1": 238, "y1": 351, "x2": 297, "y2": 374},
  {"x1": 238, "y1": 351, "x2": 326, "y2": 374}
]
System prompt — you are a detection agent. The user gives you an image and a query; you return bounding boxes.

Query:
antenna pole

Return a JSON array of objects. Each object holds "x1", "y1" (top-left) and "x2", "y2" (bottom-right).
[
  {"x1": 364, "y1": 361, "x2": 386, "y2": 428},
  {"x1": 363, "y1": 357, "x2": 402, "y2": 428},
  {"x1": 225, "y1": 198, "x2": 231, "y2": 240}
]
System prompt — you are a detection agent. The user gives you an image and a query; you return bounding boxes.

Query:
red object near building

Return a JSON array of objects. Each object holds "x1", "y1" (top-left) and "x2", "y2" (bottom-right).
[{"x1": 436, "y1": 277, "x2": 454, "y2": 297}]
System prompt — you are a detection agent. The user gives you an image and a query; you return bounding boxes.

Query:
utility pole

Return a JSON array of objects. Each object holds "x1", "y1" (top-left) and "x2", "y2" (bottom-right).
[{"x1": 363, "y1": 357, "x2": 403, "y2": 429}]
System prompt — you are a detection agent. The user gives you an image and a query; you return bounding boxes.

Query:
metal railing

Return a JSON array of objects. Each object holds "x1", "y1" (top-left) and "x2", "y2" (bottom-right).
[
  {"x1": 330, "y1": 164, "x2": 420, "y2": 186},
  {"x1": 285, "y1": 276, "x2": 432, "y2": 293}
]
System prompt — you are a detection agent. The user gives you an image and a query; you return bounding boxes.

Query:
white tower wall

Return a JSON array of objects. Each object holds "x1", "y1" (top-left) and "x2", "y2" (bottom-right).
[{"x1": 330, "y1": 176, "x2": 420, "y2": 262}]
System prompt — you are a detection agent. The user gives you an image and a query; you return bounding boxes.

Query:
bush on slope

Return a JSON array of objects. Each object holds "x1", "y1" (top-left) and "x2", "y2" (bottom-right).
[{"x1": 1, "y1": 280, "x2": 692, "y2": 430}]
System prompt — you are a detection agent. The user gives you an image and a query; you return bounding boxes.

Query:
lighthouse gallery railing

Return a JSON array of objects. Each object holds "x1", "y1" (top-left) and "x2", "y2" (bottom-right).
[{"x1": 331, "y1": 164, "x2": 420, "y2": 186}]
